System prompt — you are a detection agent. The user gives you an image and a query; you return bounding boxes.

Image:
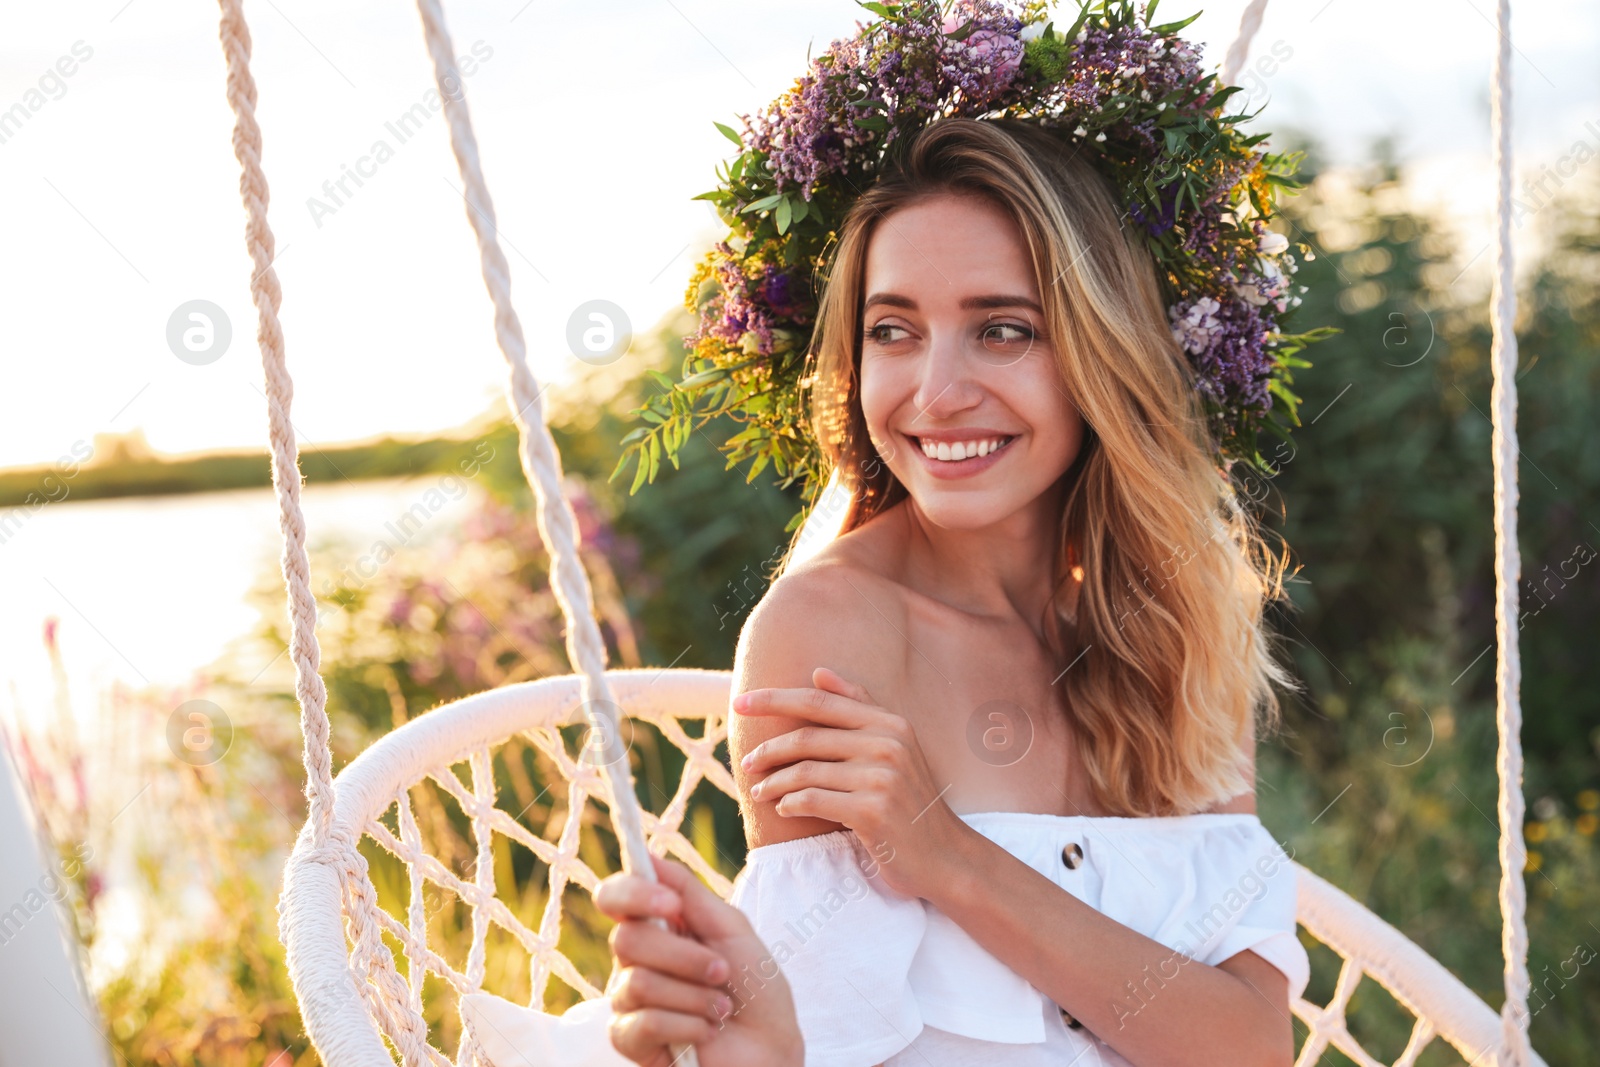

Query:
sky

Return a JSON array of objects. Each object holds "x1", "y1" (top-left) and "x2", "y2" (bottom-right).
[{"x1": 0, "y1": 0, "x2": 1596, "y2": 471}]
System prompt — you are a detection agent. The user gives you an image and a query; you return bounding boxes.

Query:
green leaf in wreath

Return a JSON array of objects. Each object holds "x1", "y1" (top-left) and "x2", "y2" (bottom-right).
[
  {"x1": 1151, "y1": 12, "x2": 1202, "y2": 35},
  {"x1": 741, "y1": 193, "x2": 784, "y2": 215},
  {"x1": 680, "y1": 366, "x2": 730, "y2": 389}
]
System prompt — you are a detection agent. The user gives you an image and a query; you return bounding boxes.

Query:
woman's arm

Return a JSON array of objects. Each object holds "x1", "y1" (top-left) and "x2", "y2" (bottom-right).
[
  {"x1": 928, "y1": 805, "x2": 1294, "y2": 1067},
  {"x1": 939, "y1": 731, "x2": 1294, "y2": 1066},
  {"x1": 729, "y1": 566, "x2": 897, "y2": 848}
]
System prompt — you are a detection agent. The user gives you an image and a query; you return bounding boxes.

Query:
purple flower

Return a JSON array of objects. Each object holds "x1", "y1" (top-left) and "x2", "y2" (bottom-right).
[
  {"x1": 740, "y1": 0, "x2": 1024, "y2": 200},
  {"x1": 942, "y1": 3, "x2": 1025, "y2": 102},
  {"x1": 1169, "y1": 293, "x2": 1274, "y2": 415},
  {"x1": 1129, "y1": 180, "x2": 1181, "y2": 236}
]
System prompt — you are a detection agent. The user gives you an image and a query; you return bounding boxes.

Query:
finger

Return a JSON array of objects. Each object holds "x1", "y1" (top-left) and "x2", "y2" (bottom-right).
[
  {"x1": 772, "y1": 785, "x2": 858, "y2": 824},
  {"x1": 610, "y1": 918, "x2": 729, "y2": 985},
  {"x1": 595, "y1": 872, "x2": 682, "y2": 924},
  {"x1": 751, "y1": 759, "x2": 873, "y2": 804},
  {"x1": 734, "y1": 684, "x2": 875, "y2": 728},
  {"x1": 813, "y1": 665, "x2": 875, "y2": 706},
  {"x1": 647, "y1": 855, "x2": 758, "y2": 947},
  {"x1": 741, "y1": 724, "x2": 862, "y2": 774},
  {"x1": 611, "y1": 965, "x2": 733, "y2": 1022},
  {"x1": 609, "y1": 1009, "x2": 714, "y2": 1065}
]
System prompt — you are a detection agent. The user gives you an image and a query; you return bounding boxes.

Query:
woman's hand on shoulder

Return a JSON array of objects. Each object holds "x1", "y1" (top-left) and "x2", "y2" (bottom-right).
[
  {"x1": 735, "y1": 664, "x2": 963, "y2": 901},
  {"x1": 730, "y1": 567, "x2": 968, "y2": 898},
  {"x1": 729, "y1": 565, "x2": 883, "y2": 849}
]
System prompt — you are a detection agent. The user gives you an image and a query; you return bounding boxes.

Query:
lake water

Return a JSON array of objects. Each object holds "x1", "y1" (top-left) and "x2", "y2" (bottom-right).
[{"x1": 0, "y1": 477, "x2": 486, "y2": 731}]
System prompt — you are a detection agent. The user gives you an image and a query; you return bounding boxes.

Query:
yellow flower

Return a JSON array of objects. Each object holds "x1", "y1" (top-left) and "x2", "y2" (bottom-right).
[
  {"x1": 1577, "y1": 813, "x2": 1598, "y2": 836},
  {"x1": 1526, "y1": 850, "x2": 1542, "y2": 872},
  {"x1": 1525, "y1": 821, "x2": 1546, "y2": 843},
  {"x1": 1577, "y1": 789, "x2": 1599, "y2": 812}
]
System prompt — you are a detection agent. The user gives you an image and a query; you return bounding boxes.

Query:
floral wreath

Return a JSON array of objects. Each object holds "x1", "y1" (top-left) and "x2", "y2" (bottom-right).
[{"x1": 611, "y1": 0, "x2": 1337, "y2": 534}]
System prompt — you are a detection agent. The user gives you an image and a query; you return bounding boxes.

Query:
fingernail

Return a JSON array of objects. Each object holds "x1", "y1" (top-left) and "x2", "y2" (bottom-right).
[
  {"x1": 740, "y1": 751, "x2": 755, "y2": 771},
  {"x1": 705, "y1": 957, "x2": 729, "y2": 983},
  {"x1": 731, "y1": 693, "x2": 749, "y2": 712},
  {"x1": 711, "y1": 993, "x2": 733, "y2": 1018}
]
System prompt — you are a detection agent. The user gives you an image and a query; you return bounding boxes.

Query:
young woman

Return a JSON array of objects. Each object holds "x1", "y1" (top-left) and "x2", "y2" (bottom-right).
[{"x1": 603, "y1": 116, "x2": 1309, "y2": 1067}]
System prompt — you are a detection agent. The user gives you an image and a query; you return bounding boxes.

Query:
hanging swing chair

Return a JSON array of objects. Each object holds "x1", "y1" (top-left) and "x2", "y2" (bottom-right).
[{"x1": 212, "y1": 0, "x2": 1548, "y2": 1063}]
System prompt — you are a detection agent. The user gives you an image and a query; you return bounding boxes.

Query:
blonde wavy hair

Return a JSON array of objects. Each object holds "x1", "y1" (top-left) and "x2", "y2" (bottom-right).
[{"x1": 787, "y1": 116, "x2": 1301, "y2": 817}]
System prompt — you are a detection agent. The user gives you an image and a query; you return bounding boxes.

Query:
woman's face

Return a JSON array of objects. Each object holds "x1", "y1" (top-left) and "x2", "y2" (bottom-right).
[{"x1": 858, "y1": 191, "x2": 1085, "y2": 530}]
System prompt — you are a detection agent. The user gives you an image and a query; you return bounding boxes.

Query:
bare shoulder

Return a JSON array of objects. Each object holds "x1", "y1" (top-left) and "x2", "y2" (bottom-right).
[{"x1": 729, "y1": 530, "x2": 909, "y2": 849}]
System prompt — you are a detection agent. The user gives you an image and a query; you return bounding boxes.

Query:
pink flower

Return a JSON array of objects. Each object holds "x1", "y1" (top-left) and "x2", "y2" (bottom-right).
[{"x1": 942, "y1": 12, "x2": 1023, "y2": 88}]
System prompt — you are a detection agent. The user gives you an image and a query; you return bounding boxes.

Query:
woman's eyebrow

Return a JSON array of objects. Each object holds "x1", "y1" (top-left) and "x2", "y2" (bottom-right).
[{"x1": 863, "y1": 292, "x2": 1043, "y2": 313}]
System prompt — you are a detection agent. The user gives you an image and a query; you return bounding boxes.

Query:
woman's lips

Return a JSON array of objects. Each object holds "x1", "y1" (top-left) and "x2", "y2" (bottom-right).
[{"x1": 904, "y1": 433, "x2": 1017, "y2": 480}]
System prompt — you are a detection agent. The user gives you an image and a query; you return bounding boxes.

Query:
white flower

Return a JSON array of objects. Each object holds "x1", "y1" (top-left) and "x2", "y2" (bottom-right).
[
  {"x1": 1020, "y1": 21, "x2": 1047, "y2": 41},
  {"x1": 1095, "y1": 132, "x2": 1107, "y2": 142},
  {"x1": 1235, "y1": 283, "x2": 1268, "y2": 307},
  {"x1": 1156, "y1": 101, "x2": 1167, "y2": 111},
  {"x1": 1074, "y1": 125, "x2": 1088, "y2": 137},
  {"x1": 1258, "y1": 231, "x2": 1289, "y2": 256},
  {"x1": 1169, "y1": 297, "x2": 1223, "y2": 354}
]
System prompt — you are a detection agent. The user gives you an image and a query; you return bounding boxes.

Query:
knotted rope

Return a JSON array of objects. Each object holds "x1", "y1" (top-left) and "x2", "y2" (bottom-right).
[
  {"x1": 1218, "y1": 2, "x2": 1533, "y2": 1061},
  {"x1": 1487, "y1": 0, "x2": 1531, "y2": 1061},
  {"x1": 214, "y1": 0, "x2": 695, "y2": 1061}
]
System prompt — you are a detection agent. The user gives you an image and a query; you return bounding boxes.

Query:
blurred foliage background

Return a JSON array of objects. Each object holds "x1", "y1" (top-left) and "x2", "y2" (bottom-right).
[{"x1": 5, "y1": 133, "x2": 1597, "y2": 1066}]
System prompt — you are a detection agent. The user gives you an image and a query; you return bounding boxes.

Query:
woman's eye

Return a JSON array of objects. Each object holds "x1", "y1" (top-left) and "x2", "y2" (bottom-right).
[
  {"x1": 983, "y1": 322, "x2": 1034, "y2": 345},
  {"x1": 863, "y1": 321, "x2": 1037, "y2": 349}
]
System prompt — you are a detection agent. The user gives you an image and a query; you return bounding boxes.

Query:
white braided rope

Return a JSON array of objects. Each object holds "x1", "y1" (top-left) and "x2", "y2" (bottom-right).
[
  {"x1": 1219, "y1": 0, "x2": 1270, "y2": 87},
  {"x1": 215, "y1": 5, "x2": 441, "y2": 1064},
  {"x1": 407, "y1": 0, "x2": 659, "y2": 891},
  {"x1": 213, "y1": 0, "x2": 335, "y2": 853},
  {"x1": 214, "y1": 0, "x2": 696, "y2": 1060},
  {"x1": 1218, "y1": 1, "x2": 1533, "y2": 1060},
  {"x1": 1488, "y1": 0, "x2": 1532, "y2": 1061}
]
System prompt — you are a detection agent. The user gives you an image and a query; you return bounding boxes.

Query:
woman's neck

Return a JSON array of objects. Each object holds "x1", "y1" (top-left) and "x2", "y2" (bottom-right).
[{"x1": 890, "y1": 478, "x2": 1067, "y2": 633}]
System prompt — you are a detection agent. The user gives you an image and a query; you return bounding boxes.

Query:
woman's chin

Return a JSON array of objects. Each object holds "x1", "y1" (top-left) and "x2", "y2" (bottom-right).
[{"x1": 904, "y1": 490, "x2": 1015, "y2": 531}]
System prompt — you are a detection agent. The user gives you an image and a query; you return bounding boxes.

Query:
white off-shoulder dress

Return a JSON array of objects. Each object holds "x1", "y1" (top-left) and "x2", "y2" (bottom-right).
[
  {"x1": 459, "y1": 810, "x2": 1310, "y2": 1067},
  {"x1": 726, "y1": 811, "x2": 1310, "y2": 1067}
]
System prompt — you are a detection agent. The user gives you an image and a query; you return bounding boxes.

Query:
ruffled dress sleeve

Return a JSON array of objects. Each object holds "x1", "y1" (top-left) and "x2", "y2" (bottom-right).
[
  {"x1": 728, "y1": 831, "x2": 925, "y2": 1066},
  {"x1": 729, "y1": 829, "x2": 1051, "y2": 1066},
  {"x1": 1075, "y1": 813, "x2": 1311, "y2": 1005}
]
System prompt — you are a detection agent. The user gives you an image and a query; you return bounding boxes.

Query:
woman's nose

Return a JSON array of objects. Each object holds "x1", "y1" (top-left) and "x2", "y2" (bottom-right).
[{"x1": 912, "y1": 328, "x2": 981, "y2": 415}]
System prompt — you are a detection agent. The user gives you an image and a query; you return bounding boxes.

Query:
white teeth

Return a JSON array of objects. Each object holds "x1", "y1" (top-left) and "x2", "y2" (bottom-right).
[{"x1": 918, "y1": 436, "x2": 1012, "y2": 462}]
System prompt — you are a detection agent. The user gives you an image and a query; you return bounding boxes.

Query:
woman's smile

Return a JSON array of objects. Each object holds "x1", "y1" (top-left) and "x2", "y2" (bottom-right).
[{"x1": 904, "y1": 431, "x2": 1020, "y2": 479}]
